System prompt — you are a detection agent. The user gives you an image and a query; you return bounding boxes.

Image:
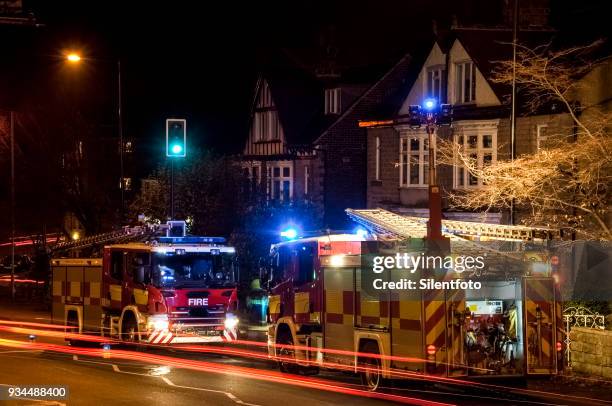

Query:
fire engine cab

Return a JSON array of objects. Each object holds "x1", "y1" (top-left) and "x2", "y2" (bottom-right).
[
  {"x1": 52, "y1": 235, "x2": 239, "y2": 345},
  {"x1": 266, "y1": 209, "x2": 564, "y2": 390}
]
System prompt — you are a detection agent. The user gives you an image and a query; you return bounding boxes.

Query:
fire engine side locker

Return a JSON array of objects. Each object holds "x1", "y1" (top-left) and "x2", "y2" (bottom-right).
[{"x1": 51, "y1": 259, "x2": 103, "y2": 333}]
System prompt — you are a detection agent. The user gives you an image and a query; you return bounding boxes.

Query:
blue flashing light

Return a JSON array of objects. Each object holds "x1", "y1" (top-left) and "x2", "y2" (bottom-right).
[
  {"x1": 354, "y1": 227, "x2": 368, "y2": 238},
  {"x1": 423, "y1": 98, "x2": 437, "y2": 111},
  {"x1": 280, "y1": 228, "x2": 298, "y2": 240}
]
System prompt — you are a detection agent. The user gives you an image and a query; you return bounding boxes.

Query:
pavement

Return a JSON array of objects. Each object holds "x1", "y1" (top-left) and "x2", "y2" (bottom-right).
[{"x1": 1, "y1": 301, "x2": 612, "y2": 405}]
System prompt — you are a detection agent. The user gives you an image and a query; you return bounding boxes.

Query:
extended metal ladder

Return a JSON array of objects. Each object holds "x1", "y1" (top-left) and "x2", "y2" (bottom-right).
[
  {"x1": 50, "y1": 225, "x2": 157, "y2": 253},
  {"x1": 346, "y1": 209, "x2": 559, "y2": 242},
  {"x1": 345, "y1": 208, "x2": 557, "y2": 273}
]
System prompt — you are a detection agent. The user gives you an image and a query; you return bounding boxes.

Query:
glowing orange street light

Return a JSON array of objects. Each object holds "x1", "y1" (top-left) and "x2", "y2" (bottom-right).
[{"x1": 66, "y1": 52, "x2": 82, "y2": 63}]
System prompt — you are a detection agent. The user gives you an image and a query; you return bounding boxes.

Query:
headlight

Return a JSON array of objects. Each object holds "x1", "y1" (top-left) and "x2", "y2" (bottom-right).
[
  {"x1": 147, "y1": 315, "x2": 169, "y2": 331},
  {"x1": 224, "y1": 314, "x2": 239, "y2": 330}
]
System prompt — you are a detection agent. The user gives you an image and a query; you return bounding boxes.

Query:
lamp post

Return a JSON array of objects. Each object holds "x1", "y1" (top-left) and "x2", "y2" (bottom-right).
[
  {"x1": 409, "y1": 99, "x2": 452, "y2": 246},
  {"x1": 65, "y1": 52, "x2": 125, "y2": 225},
  {"x1": 9, "y1": 111, "x2": 15, "y2": 302}
]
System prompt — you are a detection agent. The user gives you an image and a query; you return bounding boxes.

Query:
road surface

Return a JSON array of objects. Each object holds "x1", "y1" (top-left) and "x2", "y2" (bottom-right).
[{"x1": 0, "y1": 305, "x2": 611, "y2": 405}]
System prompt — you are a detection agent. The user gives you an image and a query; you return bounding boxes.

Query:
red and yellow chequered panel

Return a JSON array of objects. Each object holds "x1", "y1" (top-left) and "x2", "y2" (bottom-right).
[
  {"x1": 325, "y1": 267, "x2": 357, "y2": 325},
  {"x1": 524, "y1": 278, "x2": 555, "y2": 371}
]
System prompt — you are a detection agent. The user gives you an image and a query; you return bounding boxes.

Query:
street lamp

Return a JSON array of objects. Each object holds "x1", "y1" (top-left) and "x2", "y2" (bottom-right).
[
  {"x1": 66, "y1": 52, "x2": 81, "y2": 63},
  {"x1": 64, "y1": 51, "x2": 126, "y2": 225}
]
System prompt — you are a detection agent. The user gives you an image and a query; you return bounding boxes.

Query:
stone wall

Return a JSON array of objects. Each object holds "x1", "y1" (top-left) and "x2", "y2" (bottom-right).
[{"x1": 569, "y1": 327, "x2": 612, "y2": 380}]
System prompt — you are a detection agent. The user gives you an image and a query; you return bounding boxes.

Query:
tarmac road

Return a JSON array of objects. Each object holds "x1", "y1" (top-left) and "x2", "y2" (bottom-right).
[{"x1": 0, "y1": 303, "x2": 611, "y2": 406}]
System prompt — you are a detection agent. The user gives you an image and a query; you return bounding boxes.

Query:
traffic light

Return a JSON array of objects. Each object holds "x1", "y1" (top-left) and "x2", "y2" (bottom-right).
[{"x1": 166, "y1": 118, "x2": 186, "y2": 157}]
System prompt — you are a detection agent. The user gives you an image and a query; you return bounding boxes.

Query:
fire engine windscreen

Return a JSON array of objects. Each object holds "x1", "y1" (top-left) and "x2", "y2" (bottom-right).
[{"x1": 152, "y1": 252, "x2": 236, "y2": 288}]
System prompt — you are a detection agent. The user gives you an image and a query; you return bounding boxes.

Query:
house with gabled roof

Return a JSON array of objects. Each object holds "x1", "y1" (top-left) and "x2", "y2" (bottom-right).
[
  {"x1": 240, "y1": 52, "x2": 417, "y2": 228},
  {"x1": 362, "y1": 26, "x2": 570, "y2": 224}
]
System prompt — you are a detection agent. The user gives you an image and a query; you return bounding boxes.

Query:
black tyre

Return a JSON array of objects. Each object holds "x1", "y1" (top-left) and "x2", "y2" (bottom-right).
[
  {"x1": 277, "y1": 331, "x2": 298, "y2": 374},
  {"x1": 122, "y1": 315, "x2": 139, "y2": 344},
  {"x1": 360, "y1": 342, "x2": 382, "y2": 391},
  {"x1": 67, "y1": 313, "x2": 86, "y2": 347}
]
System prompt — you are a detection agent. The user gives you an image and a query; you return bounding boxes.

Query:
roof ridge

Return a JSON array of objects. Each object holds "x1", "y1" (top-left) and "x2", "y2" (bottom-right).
[{"x1": 314, "y1": 51, "x2": 413, "y2": 144}]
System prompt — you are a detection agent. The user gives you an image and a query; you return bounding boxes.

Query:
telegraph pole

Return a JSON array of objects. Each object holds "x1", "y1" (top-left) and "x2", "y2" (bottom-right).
[
  {"x1": 408, "y1": 100, "x2": 452, "y2": 246},
  {"x1": 10, "y1": 111, "x2": 16, "y2": 302},
  {"x1": 118, "y1": 60, "x2": 125, "y2": 224},
  {"x1": 509, "y1": 0, "x2": 519, "y2": 225}
]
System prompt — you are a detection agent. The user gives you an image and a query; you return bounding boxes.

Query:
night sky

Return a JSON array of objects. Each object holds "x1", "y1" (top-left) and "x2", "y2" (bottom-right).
[{"x1": 1, "y1": 0, "x2": 610, "y2": 159}]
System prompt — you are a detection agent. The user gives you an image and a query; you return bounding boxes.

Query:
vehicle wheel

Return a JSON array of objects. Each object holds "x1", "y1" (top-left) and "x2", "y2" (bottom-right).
[
  {"x1": 67, "y1": 313, "x2": 86, "y2": 347},
  {"x1": 360, "y1": 342, "x2": 382, "y2": 391},
  {"x1": 122, "y1": 316, "x2": 139, "y2": 344},
  {"x1": 277, "y1": 332, "x2": 298, "y2": 374}
]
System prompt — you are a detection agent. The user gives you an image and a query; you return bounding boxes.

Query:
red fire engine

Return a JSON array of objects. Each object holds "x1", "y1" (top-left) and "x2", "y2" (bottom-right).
[
  {"x1": 51, "y1": 235, "x2": 239, "y2": 345},
  {"x1": 266, "y1": 209, "x2": 564, "y2": 390}
]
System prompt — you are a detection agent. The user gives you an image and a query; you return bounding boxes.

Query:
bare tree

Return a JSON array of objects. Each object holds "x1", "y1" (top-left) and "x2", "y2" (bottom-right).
[{"x1": 438, "y1": 42, "x2": 611, "y2": 240}]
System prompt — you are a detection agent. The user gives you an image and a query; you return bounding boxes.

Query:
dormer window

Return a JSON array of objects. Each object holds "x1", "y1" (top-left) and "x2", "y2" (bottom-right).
[
  {"x1": 455, "y1": 61, "x2": 476, "y2": 104},
  {"x1": 324, "y1": 88, "x2": 341, "y2": 115},
  {"x1": 426, "y1": 66, "x2": 446, "y2": 103}
]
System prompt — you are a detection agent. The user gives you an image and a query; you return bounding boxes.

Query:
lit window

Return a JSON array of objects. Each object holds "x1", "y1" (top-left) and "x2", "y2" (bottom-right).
[
  {"x1": 124, "y1": 140, "x2": 133, "y2": 153},
  {"x1": 426, "y1": 67, "x2": 446, "y2": 103},
  {"x1": 257, "y1": 80, "x2": 274, "y2": 108},
  {"x1": 536, "y1": 124, "x2": 549, "y2": 151},
  {"x1": 267, "y1": 162, "x2": 292, "y2": 201},
  {"x1": 253, "y1": 110, "x2": 281, "y2": 141},
  {"x1": 454, "y1": 130, "x2": 497, "y2": 188},
  {"x1": 304, "y1": 165, "x2": 310, "y2": 196},
  {"x1": 324, "y1": 88, "x2": 341, "y2": 115},
  {"x1": 399, "y1": 132, "x2": 430, "y2": 187},
  {"x1": 120, "y1": 177, "x2": 132, "y2": 191},
  {"x1": 455, "y1": 62, "x2": 476, "y2": 103}
]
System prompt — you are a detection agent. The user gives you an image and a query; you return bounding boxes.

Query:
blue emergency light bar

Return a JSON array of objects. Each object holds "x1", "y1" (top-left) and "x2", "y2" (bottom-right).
[{"x1": 158, "y1": 236, "x2": 226, "y2": 244}]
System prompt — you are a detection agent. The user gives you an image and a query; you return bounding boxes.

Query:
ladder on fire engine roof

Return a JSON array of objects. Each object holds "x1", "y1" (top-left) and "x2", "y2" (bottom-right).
[
  {"x1": 50, "y1": 225, "x2": 157, "y2": 253},
  {"x1": 345, "y1": 208, "x2": 559, "y2": 274},
  {"x1": 346, "y1": 208, "x2": 560, "y2": 242}
]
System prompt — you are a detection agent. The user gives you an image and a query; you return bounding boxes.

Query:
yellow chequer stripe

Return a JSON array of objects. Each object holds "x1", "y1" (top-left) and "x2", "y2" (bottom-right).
[
  {"x1": 361, "y1": 298, "x2": 379, "y2": 317},
  {"x1": 268, "y1": 295, "x2": 281, "y2": 315},
  {"x1": 325, "y1": 289, "x2": 342, "y2": 314},
  {"x1": 89, "y1": 282, "x2": 101, "y2": 299},
  {"x1": 294, "y1": 291, "x2": 309, "y2": 315},
  {"x1": 52, "y1": 281, "x2": 62, "y2": 297},
  {"x1": 70, "y1": 281, "x2": 81, "y2": 297},
  {"x1": 109, "y1": 284, "x2": 122, "y2": 302},
  {"x1": 133, "y1": 288, "x2": 148, "y2": 306}
]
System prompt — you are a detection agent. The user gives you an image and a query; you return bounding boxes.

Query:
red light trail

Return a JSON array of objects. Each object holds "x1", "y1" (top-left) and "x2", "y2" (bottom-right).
[{"x1": 0, "y1": 337, "x2": 453, "y2": 406}]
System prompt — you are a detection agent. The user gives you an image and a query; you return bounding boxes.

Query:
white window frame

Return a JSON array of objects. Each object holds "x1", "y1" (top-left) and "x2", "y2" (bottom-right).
[
  {"x1": 304, "y1": 165, "x2": 310, "y2": 196},
  {"x1": 453, "y1": 122, "x2": 498, "y2": 189},
  {"x1": 324, "y1": 88, "x2": 341, "y2": 115},
  {"x1": 536, "y1": 124, "x2": 549, "y2": 151},
  {"x1": 399, "y1": 131, "x2": 431, "y2": 188},
  {"x1": 454, "y1": 61, "x2": 476, "y2": 104},
  {"x1": 375, "y1": 136, "x2": 381, "y2": 181},
  {"x1": 426, "y1": 65, "x2": 446, "y2": 103},
  {"x1": 253, "y1": 110, "x2": 281, "y2": 141},
  {"x1": 257, "y1": 80, "x2": 273, "y2": 108},
  {"x1": 267, "y1": 162, "x2": 293, "y2": 201}
]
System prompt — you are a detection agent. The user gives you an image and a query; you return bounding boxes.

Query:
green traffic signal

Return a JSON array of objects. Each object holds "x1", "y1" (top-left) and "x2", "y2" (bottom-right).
[
  {"x1": 171, "y1": 144, "x2": 183, "y2": 154},
  {"x1": 166, "y1": 118, "x2": 186, "y2": 157}
]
